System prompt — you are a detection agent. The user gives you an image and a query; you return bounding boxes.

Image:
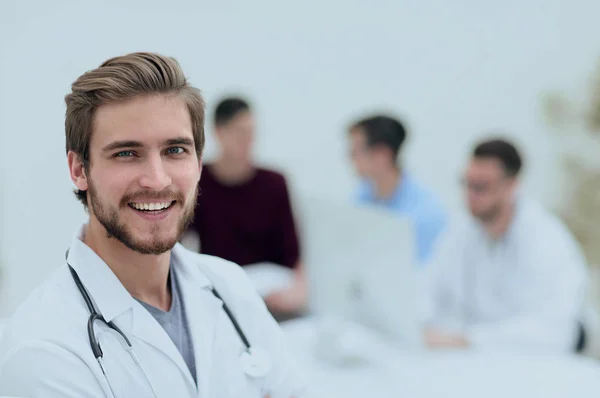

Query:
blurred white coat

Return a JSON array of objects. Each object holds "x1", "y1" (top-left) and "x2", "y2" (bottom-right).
[{"x1": 421, "y1": 197, "x2": 588, "y2": 352}]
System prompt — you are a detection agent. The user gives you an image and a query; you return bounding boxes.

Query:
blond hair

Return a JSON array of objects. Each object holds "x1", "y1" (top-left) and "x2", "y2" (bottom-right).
[{"x1": 64, "y1": 52, "x2": 205, "y2": 206}]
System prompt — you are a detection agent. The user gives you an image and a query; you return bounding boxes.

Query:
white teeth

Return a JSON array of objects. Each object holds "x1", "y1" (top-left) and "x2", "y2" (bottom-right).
[{"x1": 131, "y1": 202, "x2": 171, "y2": 211}]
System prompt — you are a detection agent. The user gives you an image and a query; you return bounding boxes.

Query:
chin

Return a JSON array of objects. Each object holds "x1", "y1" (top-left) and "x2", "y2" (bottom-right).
[
  {"x1": 128, "y1": 236, "x2": 179, "y2": 255},
  {"x1": 469, "y1": 209, "x2": 483, "y2": 219},
  {"x1": 140, "y1": 229, "x2": 181, "y2": 244},
  {"x1": 125, "y1": 226, "x2": 181, "y2": 251}
]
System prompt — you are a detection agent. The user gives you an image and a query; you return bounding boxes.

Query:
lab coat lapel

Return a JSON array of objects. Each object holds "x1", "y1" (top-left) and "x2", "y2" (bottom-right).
[
  {"x1": 172, "y1": 245, "x2": 222, "y2": 398},
  {"x1": 180, "y1": 279, "x2": 222, "y2": 397},
  {"x1": 130, "y1": 301, "x2": 198, "y2": 391},
  {"x1": 68, "y1": 225, "x2": 198, "y2": 392},
  {"x1": 66, "y1": 229, "x2": 133, "y2": 324}
]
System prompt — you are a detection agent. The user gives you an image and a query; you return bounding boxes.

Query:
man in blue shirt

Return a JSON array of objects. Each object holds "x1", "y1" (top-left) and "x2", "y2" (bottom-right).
[{"x1": 348, "y1": 114, "x2": 446, "y2": 265}]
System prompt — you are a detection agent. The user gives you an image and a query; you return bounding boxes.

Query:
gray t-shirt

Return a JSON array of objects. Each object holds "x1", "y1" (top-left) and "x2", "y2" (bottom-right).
[{"x1": 136, "y1": 267, "x2": 197, "y2": 386}]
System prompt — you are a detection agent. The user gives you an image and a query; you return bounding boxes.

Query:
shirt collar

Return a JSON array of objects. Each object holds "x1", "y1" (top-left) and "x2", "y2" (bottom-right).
[{"x1": 367, "y1": 170, "x2": 413, "y2": 207}]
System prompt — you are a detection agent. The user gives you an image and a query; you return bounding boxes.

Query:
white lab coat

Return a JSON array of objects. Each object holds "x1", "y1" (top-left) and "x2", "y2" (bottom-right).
[
  {"x1": 0, "y1": 224, "x2": 306, "y2": 397},
  {"x1": 421, "y1": 197, "x2": 588, "y2": 353}
]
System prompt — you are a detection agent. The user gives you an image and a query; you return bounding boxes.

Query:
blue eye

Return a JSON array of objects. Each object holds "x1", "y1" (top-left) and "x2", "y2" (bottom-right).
[
  {"x1": 167, "y1": 147, "x2": 185, "y2": 155},
  {"x1": 115, "y1": 150, "x2": 134, "y2": 157}
]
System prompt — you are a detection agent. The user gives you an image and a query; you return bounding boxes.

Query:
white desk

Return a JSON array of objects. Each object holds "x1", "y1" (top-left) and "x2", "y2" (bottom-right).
[{"x1": 282, "y1": 318, "x2": 600, "y2": 397}]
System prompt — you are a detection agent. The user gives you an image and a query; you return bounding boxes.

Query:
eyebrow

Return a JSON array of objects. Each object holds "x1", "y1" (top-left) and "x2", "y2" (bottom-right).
[
  {"x1": 102, "y1": 140, "x2": 143, "y2": 152},
  {"x1": 165, "y1": 137, "x2": 194, "y2": 147},
  {"x1": 102, "y1": 137, "x2": 195, "y2": 152}
]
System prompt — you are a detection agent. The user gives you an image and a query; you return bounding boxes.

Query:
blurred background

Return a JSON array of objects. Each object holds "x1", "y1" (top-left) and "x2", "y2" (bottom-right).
[{"x1": 2, "y1": 0, "x2": 600, "y2": 350}]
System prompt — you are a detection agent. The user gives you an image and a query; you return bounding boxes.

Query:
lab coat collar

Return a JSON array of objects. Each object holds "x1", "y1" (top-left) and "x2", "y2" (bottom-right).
[
  {"x1": 66, "y1": 224, "x2": 133, "y2": 323},
  {"x1": 66, "y1": 224, "x2": 214, "y2": 323},
  {"x1": 129, "y1": 244, "x2": 221, "y2": 395},
  {"x1": 170, "y1": 246, "x2": 224, "y2": 397},
  {"x1": 170, "y1": 243, "x2": 213, "y2": 289},
  {"x1": 67, "y1": 223, "x2": 221, "y2": 394}
]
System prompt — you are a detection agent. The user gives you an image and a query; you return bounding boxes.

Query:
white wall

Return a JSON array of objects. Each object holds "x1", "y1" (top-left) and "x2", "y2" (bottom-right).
[{"x1": 1, "y1": 0, "x2": 599, "y2": 316}]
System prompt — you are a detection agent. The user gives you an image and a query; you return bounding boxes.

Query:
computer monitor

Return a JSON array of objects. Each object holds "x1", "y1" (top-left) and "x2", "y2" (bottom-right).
[{"x1": 294, "y1": 193, "x2": 422, "y2": 350}]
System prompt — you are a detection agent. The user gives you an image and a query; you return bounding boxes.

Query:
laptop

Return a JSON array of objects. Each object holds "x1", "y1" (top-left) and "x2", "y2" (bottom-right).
[{"x1": 294, "y1": 193, "x2": 422, "y2": 354}]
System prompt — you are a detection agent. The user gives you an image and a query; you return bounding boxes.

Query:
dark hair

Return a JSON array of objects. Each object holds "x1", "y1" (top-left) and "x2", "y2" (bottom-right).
[
  {"x1": 349, "y1": 115, "x2": 406, "y2": 160},
  {"x1": 214, "y1": 97, "x2": 250, "y2": 126},
  {"x1": 473, "y1": 139, "x2": 523, "y2": 177}
]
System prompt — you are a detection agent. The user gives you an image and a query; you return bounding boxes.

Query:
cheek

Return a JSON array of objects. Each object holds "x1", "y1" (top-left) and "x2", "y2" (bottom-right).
[
  {"x1": 225, "y1": 136, "x2": 243, "y2": 151},
  {"x1": 89, "y1": 169, "x2": 127, "y2": 198},
  {"x1": 466, "y1": 193, "x2": 478, "y2": 206},
  {"x1": 353, "y1": 157, "x2": 367, "y2": 170},
  {"x1": 467, "y1": 192, "x2": 486, "y2": 206},
  {"x1": 173, "y1": 164, "x2": 201, "y2": 193},
  {"x1": 236, "y1": 137, "x2": 253, "y2": 152}
]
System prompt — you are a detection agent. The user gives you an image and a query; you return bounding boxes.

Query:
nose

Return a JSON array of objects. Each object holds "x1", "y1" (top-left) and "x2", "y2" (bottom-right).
[{"x1": 139, "y1": 154, "x2": 172, "y2": 190}]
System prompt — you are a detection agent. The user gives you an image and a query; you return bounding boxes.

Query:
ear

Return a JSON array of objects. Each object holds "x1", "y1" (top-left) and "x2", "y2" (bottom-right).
[
  {"x1": 373, "y1": 145, "x2": 394, "y2": 164},
  {"x1": 67, "y1": 151, "x2": 89, "y2": 192}
]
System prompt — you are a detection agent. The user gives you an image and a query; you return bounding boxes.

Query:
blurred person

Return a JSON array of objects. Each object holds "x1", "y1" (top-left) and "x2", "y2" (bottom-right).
[
  {"x1": 422, "y1": 138, "x2": 588, "y2": 353},
  {"x1": 186, "y1": 97, "x2": 307, "y2": 320},
  {"x1": 0, "y1": 52, "x2": 305, "y2": 397},
  {"x1": 348, "y1": 115, "x2": 447, "y2": 265}
]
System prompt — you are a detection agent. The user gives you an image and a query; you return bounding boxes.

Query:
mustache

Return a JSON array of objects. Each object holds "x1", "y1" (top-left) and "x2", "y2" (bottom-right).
[{"x1": 120, "y1": 190, "x2": 185, "y2": 207}]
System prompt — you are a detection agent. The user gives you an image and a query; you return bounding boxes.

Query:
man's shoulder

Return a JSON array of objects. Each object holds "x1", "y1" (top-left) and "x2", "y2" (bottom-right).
[
  {"x1": 0, "y1": 316, "x2": 100, "y2": 396},
  {"x1": 517, "y1": 198, "x2": 580, "y2": 248},
  {"x1": 202, "y1": 164, "x2": 287, "y2": 185},
  {"x1": 252, "y1": 168, "x2": 293, "y2": 204},
  {"x1": 0, "y1": 267, "x2": 82, "y2": 351},
  {"x1": 174, "y1": 247, "x2": 307, "y2": 396},
  {"x1": 405, "y1": 176, "x2": 442, "y2": 204},
  {"x1": 255, "y1": 167, "x2": 287, "y2": 187},
  {"x1": 0, "y1": 267, "x2": 92, "y2": 395},
  {"x1": 403, "y1": 176, "x2": 446, "y2": 222},
  {"x1": 178, "y1": 248, "x2": 257, "y2": 295},
  {"x1": 354, "y1": 179, "x2": 373, "y2": 201},
  {"x1": 178, "y1": 249, "x2": 270, "y2": 326},
  {"x1": 195, "y1": 252, "x2": 246, "y2": 278}
]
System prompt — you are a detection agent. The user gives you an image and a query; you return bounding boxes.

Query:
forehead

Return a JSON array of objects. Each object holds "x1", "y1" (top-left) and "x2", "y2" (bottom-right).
[
  {"x1": 220, "y1": 110, "x2": 254, "y2": 129},
  {"x1": 349, "y1": 127, "x2": 367, "y2": 144},
  {"x1": 91, "y1": 94, "x2": 193, "y2": 148},
  {"x1": 467, "y1": 157, "x2": 505, "y2": 179}
]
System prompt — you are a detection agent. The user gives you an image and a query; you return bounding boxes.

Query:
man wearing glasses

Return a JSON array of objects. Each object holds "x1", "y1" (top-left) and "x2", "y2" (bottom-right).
[{"x1": 422, "y1": 138, "x2": 588, "y2": 353}]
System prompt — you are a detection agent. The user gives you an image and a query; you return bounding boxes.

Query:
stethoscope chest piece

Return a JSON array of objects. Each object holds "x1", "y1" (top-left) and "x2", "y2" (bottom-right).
[{"x1": 240, "y1": 346, "x2": 271, "y2": 378}]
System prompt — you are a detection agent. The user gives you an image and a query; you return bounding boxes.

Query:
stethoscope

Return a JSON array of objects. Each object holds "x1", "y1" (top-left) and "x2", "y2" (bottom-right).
[{"x1": 66, "y1": 253, "x2": 272, "y2": 397}]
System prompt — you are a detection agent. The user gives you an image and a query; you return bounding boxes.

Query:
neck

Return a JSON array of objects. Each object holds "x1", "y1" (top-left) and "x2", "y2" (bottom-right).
[
  {"x1": 373, "y1": 167, "x2": 401, "y2": 200},
  {"x1": 212, "y1": 155, "x2": 255, "y2": 185},
  {"x1": 484, "y1": 202, "x2": 514, "y2": 239},
  {"x1": 83, "y1": 218, "x2": 172, "y2": 311}
]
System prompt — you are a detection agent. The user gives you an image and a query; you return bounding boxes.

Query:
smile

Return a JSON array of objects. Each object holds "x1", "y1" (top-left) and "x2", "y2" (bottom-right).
[{"x1": 128, "y1": 201, "x2": 175, "y2": 212}]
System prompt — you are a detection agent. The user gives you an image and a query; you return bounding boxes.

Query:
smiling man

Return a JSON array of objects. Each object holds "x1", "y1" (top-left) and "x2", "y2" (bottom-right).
[
  {"x1": 422, "y1": 138, "x2": 588, "y2": 353},
  {"x1": 0, "y1": 52, "x2": 304, "y2": 397}
]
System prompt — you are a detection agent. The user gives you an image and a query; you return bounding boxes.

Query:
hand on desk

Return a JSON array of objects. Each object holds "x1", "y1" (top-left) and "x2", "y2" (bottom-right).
[
  {"x1": 424, "y1": 328, "x2": 470, "y2": 349},
  {"x1": 264, "y1": 277, "x2": 307, "y2": 315}
]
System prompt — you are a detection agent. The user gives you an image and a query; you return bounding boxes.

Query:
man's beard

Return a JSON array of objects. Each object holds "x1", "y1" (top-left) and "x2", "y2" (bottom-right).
[
  {"x1": 472, "y1": 202, "x2": 502, "y2": 224},
  {"x1": 88, "y1": 181, "x2": 196, "y2": 255}
]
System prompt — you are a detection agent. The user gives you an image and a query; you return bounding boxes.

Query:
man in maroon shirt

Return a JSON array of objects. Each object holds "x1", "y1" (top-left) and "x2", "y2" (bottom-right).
[{"x1": 187, "y1": 97, "x2": 307, "y2": 319}]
